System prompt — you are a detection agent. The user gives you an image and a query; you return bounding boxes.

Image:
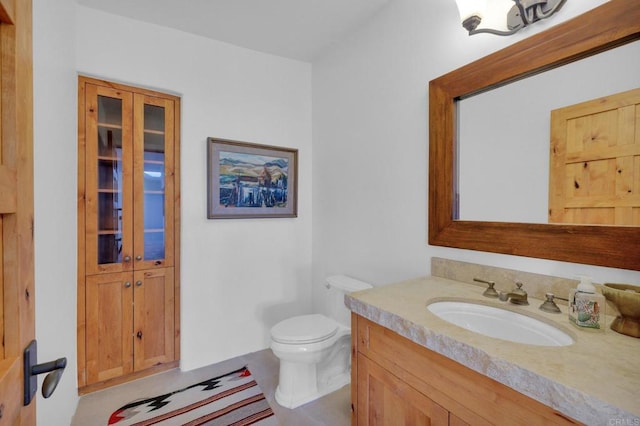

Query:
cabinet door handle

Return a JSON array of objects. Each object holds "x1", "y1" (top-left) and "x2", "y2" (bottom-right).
[
  {"x1": 136, "y1": 331, "x2": 142, "y2": 340},
  {"x1": 136, "y1": 255, "x2": 142, "y2": 261},
  {"x1": 124, "y1": 282, "x2": 131, "y2": 288},
  {"x1": 123, "y1": 256, "x2": 131, "y2": 262},
  {"x1": 135, "y1": 281, "x2": 142, "y2": 287}
]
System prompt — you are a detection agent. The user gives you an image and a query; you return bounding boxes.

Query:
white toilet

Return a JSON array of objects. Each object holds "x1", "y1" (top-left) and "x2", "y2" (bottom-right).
[{"x1": 270, "y1": 275, "x2": 372, "y2": 409}]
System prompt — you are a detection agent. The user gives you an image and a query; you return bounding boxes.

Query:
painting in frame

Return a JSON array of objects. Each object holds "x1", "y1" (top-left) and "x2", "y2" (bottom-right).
[{"x1": 207, "y1": 137, "x2": 298, "y2": 219}]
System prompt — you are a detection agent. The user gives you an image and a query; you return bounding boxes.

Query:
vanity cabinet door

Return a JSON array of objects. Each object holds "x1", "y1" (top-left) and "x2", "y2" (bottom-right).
[
  {"x1": 357, "y1": 353, "x2": 448, "y2": 426},
  {"x1": 353, "y1": 315, "x2": 581, "y2": 426},
  {"x1": 449, "y1": 414, "x2": 471, "y2": 426}
]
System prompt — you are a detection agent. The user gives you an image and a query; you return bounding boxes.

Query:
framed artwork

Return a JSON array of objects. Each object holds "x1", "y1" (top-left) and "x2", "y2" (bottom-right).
[{"x1": 207, "y1": 138, "x2": 298, "y2": 219}]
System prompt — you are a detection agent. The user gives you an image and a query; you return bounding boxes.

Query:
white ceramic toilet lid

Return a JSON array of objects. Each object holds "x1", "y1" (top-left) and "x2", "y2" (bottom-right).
[{"x1": 271, "y1": 314, "x2": 338, "y2": 344}]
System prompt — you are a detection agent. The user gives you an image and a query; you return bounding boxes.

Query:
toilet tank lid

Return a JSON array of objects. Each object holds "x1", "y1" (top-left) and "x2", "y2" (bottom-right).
[{"x1": 326, "y1": 275, "x2": 372, "y2": 292}]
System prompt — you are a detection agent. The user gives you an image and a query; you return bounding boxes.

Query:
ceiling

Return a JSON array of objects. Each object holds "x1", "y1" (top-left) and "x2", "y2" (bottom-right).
[{"x1": 76, "y1": 0, "x2": 393, "y2": 62}]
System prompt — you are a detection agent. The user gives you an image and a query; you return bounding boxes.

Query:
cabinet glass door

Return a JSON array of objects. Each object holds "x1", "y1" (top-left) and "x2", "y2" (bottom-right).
[
  {"x1": 97, "y1": 96, "x2": 124, "y2": 264},
  {"x1": 86, "y1": 85, "x2": 133, "y2": 274},
  {"x1": 133, "y1": 95, "x2": 175, "y2": 269}
]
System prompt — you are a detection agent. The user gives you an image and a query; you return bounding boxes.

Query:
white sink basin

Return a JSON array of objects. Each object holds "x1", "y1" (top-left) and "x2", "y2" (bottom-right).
[{"x1": 427, "y1": 301, "x2": 574, "y2": 347}]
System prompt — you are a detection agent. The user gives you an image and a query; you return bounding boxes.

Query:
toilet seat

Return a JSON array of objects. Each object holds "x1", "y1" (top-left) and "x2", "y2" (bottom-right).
[{"x1": 271, "y1": 314, "x2": 338, "y2": 344}]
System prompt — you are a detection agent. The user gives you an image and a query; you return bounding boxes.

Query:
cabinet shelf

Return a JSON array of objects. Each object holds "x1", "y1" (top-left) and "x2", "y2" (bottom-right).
[
  {"x1": 97, "y1": 230, "x2": 122, "y2": 236},
  {"x1": 144, "y1": 129, "x2": 165, "y2": 136},
  {"x1": 98, "y1": 122, "x2": 123, "y2": 130},
  {"x1": 144, "y1": 159, "x2": 164, "y2": 165},
  {"x1": 98, "y1": 155, "x2": 122, "y2": 161}
]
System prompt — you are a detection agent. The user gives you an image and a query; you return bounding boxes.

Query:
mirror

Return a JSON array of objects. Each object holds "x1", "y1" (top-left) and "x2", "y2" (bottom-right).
[
  {"x1": 429, "y1": 0, "x2": 640, "y2": 271},
  {"x1": 457, "y1": 41, "x2": 640, "y2": 223}
]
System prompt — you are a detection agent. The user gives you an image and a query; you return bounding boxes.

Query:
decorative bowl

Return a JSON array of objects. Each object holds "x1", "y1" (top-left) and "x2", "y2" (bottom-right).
[{"x1": 601, "y1": 283, "x2": 640, "y2": 338}]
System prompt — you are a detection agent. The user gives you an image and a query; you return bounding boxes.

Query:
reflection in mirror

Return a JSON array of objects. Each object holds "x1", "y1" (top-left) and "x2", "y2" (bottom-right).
[
  {"x1": 457, "y1": 41, "x2": 640, "y2": 224},
  {"x1": 428, "y1": 0, "x2": 640, "y2": 270}
]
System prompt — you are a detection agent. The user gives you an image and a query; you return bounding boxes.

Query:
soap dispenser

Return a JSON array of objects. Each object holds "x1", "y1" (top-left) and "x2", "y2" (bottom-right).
[{"x1": 569, "y1": 276, "x2": 605, "y2": 330}]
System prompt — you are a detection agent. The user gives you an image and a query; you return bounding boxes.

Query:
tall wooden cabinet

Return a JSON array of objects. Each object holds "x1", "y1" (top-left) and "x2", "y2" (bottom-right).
[{"x1": 77, "y1": 77, "x2": 181, "y2": 392}]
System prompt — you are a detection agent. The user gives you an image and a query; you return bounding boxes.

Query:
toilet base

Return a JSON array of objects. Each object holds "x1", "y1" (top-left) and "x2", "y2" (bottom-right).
[
  {"x1": 274, "y1": 371, "x2": 350, "y2": 409},
  {"x1": 270, "y1": 315, "x2": 356, "y2": 409}
]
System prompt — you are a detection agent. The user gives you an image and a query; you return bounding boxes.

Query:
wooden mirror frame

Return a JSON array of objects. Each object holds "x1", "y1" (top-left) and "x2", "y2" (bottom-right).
[{"x1": 429, "y1": 0, "x2": 640, "y2": 271}]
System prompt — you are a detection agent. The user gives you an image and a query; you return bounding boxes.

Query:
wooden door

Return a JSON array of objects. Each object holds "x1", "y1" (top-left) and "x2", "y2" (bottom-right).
[
  {"x1": 549, "y1": 88, "x2": 640, "y2": 225},
  {"x1": 85, "y1": 273, "x2": 134, "y2": 384},
  {"x1": 133, "y1": 268, "x2": 174, "y2": 371},
  {"x1": 357, "y1": 354, "x2": 449, "y2": 426},
  {"x1": 0, "y1": 0, "x2": 36, "y2": 423},
  {"x1": 83, "y1": 83, "x2": 134, "y2": 275}
]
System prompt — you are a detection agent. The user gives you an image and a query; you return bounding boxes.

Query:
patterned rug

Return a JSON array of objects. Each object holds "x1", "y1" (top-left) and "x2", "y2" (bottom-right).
[{"x1": 108, "y1": 366, "x2": 277, "y2": 426}]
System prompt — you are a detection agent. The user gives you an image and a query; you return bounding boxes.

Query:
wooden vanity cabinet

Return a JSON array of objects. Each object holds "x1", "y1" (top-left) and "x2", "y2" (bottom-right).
[
  {"x1": 351, "y1": 314, "x2": 581, "y2": 426},
  {"x1": 78, "y1": 77, "x2": 180, "y2": 392}
]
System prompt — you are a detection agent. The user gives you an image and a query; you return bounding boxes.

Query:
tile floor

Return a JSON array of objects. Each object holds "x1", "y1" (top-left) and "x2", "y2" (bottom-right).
[{"x1": 72, "y1": 349, "x2": 351, "y2": 426}]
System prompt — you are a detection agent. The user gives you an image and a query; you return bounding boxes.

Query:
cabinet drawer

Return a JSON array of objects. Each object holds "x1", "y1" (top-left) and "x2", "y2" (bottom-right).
[{"x1": 355, "y1": 315, "x2": 581, "y2": 426}]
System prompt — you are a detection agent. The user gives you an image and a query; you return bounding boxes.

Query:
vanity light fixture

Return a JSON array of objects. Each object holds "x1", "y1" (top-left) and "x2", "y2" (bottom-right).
[{"x1": 454, "y1": 0, "x2": 566, "y2": 36}]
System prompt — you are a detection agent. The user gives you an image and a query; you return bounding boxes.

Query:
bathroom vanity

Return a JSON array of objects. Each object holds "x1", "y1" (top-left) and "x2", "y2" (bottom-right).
[{"x1": 346, "y1": 277, "x2": 639, "y2": 425}]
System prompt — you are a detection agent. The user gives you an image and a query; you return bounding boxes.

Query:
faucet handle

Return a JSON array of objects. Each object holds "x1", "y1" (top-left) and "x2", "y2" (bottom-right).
[
  {"x1": 483, "y1": 281, "x2": 499, "y2": 298},
  {"x1": 539, "y1": 293, "x2": 562, "y2": 313},
  {"x1": 474, "y1": 278, "x2": 499, "y2": 298}
]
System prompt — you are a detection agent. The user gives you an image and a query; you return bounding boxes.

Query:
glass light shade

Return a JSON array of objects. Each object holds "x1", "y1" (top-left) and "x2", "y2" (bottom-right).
[
  {"x1": 483, "y1": 0, "x2": 515, "y2": 30},
  {"x1": 454, "y1": 0, "x2": 486, "y2": 21}
]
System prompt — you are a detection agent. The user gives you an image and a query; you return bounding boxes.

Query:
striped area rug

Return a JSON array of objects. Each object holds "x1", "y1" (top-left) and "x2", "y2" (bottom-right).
[{"x1": 108, "y1": 366, "x2": 277, "y2": 426}]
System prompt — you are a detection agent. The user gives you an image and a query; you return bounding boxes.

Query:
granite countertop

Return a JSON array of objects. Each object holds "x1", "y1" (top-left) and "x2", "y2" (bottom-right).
[{"x1": 345, "y1": 276, "x2": 640, "y2": 426}]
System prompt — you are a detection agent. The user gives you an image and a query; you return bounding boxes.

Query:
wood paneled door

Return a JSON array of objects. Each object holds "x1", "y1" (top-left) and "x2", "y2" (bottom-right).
[
  {"x1": 0, "y1": 0, "x2": 39, "y2": 423},
  {"x1": 78, "y1": 76, "x2": 181, "y2": 392},
  {"x1": 549, "y1": 88, "x2": 640, "y2": 225}
]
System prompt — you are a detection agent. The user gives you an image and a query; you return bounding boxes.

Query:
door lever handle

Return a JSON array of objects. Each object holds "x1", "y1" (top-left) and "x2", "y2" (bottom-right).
[{"x1": 23, "y1": 340, "x2": 67, "y2": 405}]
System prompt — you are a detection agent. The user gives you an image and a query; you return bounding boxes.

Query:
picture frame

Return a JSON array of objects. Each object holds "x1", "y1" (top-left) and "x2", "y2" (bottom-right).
[{"x1": 207, "y1": 137, "x2": 298, "y2": 219}]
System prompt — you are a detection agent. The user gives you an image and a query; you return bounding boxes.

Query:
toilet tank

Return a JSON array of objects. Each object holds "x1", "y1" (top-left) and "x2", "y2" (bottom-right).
[{"x1": 326, "y1": 275, "x2": 372, "y2": 326}]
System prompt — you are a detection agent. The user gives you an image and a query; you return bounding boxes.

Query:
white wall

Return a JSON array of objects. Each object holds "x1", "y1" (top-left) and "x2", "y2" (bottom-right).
[
  {"x1": 33, "y1": 0, "x2": 79, "y2": 424},
  {"x1": 33, "y1": 4, "x2": 312, "y2": 423},
  {"x1": 311, "y1": 0, "x2": 639, "y2": 316}
]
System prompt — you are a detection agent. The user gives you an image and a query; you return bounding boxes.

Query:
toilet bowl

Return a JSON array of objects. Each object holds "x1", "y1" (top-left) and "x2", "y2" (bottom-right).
[{"x1": 270, "y1": 275, "x2": 372, "y2": 409}]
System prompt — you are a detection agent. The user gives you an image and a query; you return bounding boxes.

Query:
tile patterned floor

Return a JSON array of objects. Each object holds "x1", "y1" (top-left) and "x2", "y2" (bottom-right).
[{"x1": 72, "y1": 349, "x2": 351, "y2": 426}]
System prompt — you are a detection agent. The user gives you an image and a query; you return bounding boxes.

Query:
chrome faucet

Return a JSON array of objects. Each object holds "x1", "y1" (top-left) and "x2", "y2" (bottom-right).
[{"x1": 498, "y1": 282, "x2": 529, "y2": 305}]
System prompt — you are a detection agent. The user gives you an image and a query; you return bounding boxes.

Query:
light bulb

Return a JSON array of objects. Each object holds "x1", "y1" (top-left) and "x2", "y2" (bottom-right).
[{"x1": 454, "y1": 0, "x2": 486, "y2": 21}]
